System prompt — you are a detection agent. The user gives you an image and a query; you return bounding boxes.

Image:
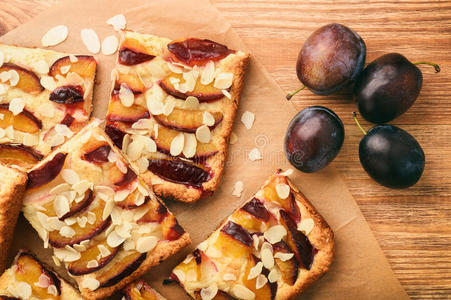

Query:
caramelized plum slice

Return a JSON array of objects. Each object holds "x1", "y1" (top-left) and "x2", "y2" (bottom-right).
[
  {"x1": 154, "y1": 107, "x2": 223, "y2": 133},
  {"x1": 0, "y1": 143, "x2": 43, "y2": 169},
  {"x1": 14, "y1": 251, "x2": 61, "y2": 299},
  {"x1": 109, "y1": 166, "x2": 137, "y2": 186},
  {"x1": 113, "y1": 73, "x2": 146, "y2": 95},
  {"x1": 42, "y1": 189, "x2": 94, "y2": 221},
  {"x1": 105, "y1": 124, "x2": 126, "y2": 148},
  {"x1": 147, "y1": 157, "x2": 210, "y2": 188},
  {"x1": 160, "y1": 72, "x2": 224, "y2": 102},
  {"x1": 48, "y1": 200, "x2": 111, "y2": 247},
  {"x1": 68, "y1": 240, "x2": 119, "y2": 275},
  {"x1": 27, "y1": 152, "x2": 66, "y2": 189},
  {"x1": 115, "y1": 188, "x2": 150, "y2": 210},
  {"x1": 263, "y1": 176, "x2": 301, "y2": 223},
  {"x1": 161, "y1": 214, "x2": 185, "y2": 241},
  {"x1": 172, "y1": 249, "x2": 217, "y2": 285},
  {"x1": 49, "y1": 55, "x2": 97, "y2": 78},
  {"x1": 118, "y1": 38, "x2": 155, "y2": 66},
  {"x1": 107, "y1": 98, "x2": 150, "y2": 123},
  {"x1": 232, "y1": 199, "x2": 277, "y2": 233},
  {"x1": 243, "y1": 255, "x2": 276, "y2": 300},
  {"x1": 49, "y1": 85, "x2": 84, "y2": 104},
  {"x1": 97, "y1": 251, "x2": 147, "y2": 288},
  {"x1": 83, "y1": 144, "x2": 111, "y2": 163},
  {"x1": 0, "y1": 63, "x2": 43, "y2": 94},
  {"x1": 60, "y1": 114, "x2": 75, "y2": 127},
  {"x1": 137, "y1": 201, "x2": 168, "y2": 224},
  {"x1": 152, "y1": 125, "x2": 217, "y2": 158},
  {"x1": 280, "y1": 210, "x2": 314, "y2": 270},
  {"x1": 213, "y1": 222, "x2": 252, "y2": 259},
  {"x1": 167, "y1": 38, "x2": 234, "y2": 67},
  {"x1": 273, "y1": 241, "x2": 299, "y2": 285},
  {"x1": 122, "y1": 279, "x2": 161, "y2": 300},
  {"x1": 221, "y1": 221, "x2": 253, "y2": 247},
  {"x1": 242, "y1": 198, "x2": 270, "y2": 222},
  {"x1": 0, "y1": 104, "x2": 42, "y2": 133}
]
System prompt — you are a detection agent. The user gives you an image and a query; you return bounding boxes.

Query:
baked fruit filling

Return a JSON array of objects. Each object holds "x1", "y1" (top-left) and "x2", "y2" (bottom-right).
[
  {"x1": 105, "y1": 31, "x2": 249, "y2": 203},
  {"x1": 122, "y1": 279, "x2": 167, "y2": 300},
  {"x1": 171, "y1": 170, "x2": 334, "y2": 300},
  {"x1": 22, "y1": 120, "x2": 190, "y2": 299},
  {"x1": 0, "y1": 250, "x2": 82, "y2": 299},
  {"x1": 0, "y1": 45, "x2": 97, "y2": 170}
]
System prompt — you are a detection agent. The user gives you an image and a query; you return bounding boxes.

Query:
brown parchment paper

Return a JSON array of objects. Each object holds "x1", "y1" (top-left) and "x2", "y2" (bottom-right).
[{"x1": 1, "y1": 0, "x2": 409, "y2": 299}]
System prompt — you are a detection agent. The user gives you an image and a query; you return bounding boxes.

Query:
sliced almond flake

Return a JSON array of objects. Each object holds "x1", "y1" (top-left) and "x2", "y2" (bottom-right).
[
  {"x1": 223, "y1": 273, "x2": 237, "y2": 281},
  {"x1": 60, "y1": 65, "x2": 71, "y2": 75},
  {"x1": 256, "y1": 274, "x2": 268, "y2": 290},
  {"x1": 13, "y1": 282, "x2": 32, "y2": 299},
  {"x1": 200, "y1": 61, "x2": 215, "y2": 85},
  {"x1": 107, "y1": 150, "x2": 117, "y2": 163},
  {"x1": 182, "y1": 133, "x2": 197, "y2": 158},
  {"x1": 87, "y1": 260, "x2": 99, "y2": 269},
  {"x1": 40, "y1": 75, "x2": 57, "y2": 91},
  {"x1": 64, "y1": 218, "x2": 76, "y2": 226},
  {"x1": 81, "y1": 277, "x2": 100, "y2": 291},
  {"x1": 136, "y1": 236, "x2": 158, "y2": 253},
  {"x1": 195, "y1": 125, "x2": 211, "y2": 143},
  {"x1": 52, "y1": 255, "x2": 61, "y2": 267},
  {"x1": 167, "y1": 62, "x2": 183, "y2": 74},
  {"x1": 36, "y1": 102, "x2": 55, "y2": 119},
  {"x1": 110, "y1": 208, "x2": 122, "y2": 226},
  {"x1": 106, "y1": 14, "x2": 126, "y2": 31},
  {"x1": 98, "y1": 244, "x2": 111, "y2": 258},
  {"x1": 200, "y1": 283, "x2": 218, "y2": 300},
  {"x1": 202, "y1": 111, "x2": 215, "y2": 126},
  {"x1": 297, "y1": 218, "x2": 314, "y2": 235},
  {"x1": 247, "y1": 261, "x2": 263, "y2": 280},
  {"x1": 0, "y1": 84, "x2": 8, "y2": 95},
  {"x1": 132, "y1": 118, "x2": 153, "y2": 130},
  {"x1": 81, "y1": 28, "x2": 101, "y2": 54},
  {"x1": 119, "y1": 84, "x2": 135, "y2": 107},
  {"x1": 102, "y1": 200, "x2": 114, "y2": 220},
  {"x1": 115, "y1": 222, "x2": 132, "y2": 239},
  {"x1": 136, "y1": 157, "x2": 150, "y2": 174},
  {"x1": 146, "y1": 87, "x2": 165, "y2": 115},
  {"x1": 107, "y1": 230, "x2": 125, "y2": 248},
  {"x1": 53, "y1": 195, "x2": 70, "y2": 219},
  {"x1": 222, "y1": 89, "x2": 232, "y2": 99},
  {"x1": 73, "y1": 244, "x2": 86, "y2": 252},
  {"x1": 274, "y1": 252, "x2": 294, "y2": 261},
  {"x1": 275, "y1": 183, "x2": 290, "y2": 199},
  {"x1": 36, "y1": 273, "x2": 50, "y2": 288},
  {"x1": 232, "y1": 181, "x2": 244, "y2": 198},
  {"x1": 182, "y1": 71, "x2": 196, "y2": 92},
  {"x1": 69, "y1": 54, "x2": 78, "y2": 63},
  {"x1": 8, "y1": 70, "x2": 19, "y2": 87},
  {"x1": 101, "y1": 35, "x2": 119, "y2": 55},
  {"x1": 47, "y1": 216, "x2": 65, "y2": 231},
  {"x1": 249, "y1": 148, "x2": 262, "y2": 161},
  {"x1": 170, "y1": 132, "x2": 185, "y2": 156},
  {"x1": 94, "y1": 185, "x2": 115, "y2": 195},
  {"x1": 134, "y1": 193, "x2": 146, "y2": 206},
  {"x1": 0, "y1": 71, "x2": 11, "y2": 83},
  {"x1": 172, "y1": 269, "x2": 186, "y2": 283},
  {"x1": 253, "y1": 234, "x2": 260, "y2": 251},
  {"x1": 77, "y1": 216, "x2": 88, "y2": 228},
  {"x1": 133, "y1": 205, "x2": 151, "y2": 221},
  {"x1": 63, "y1": 191, "x2": 76, "y2": 203},
  {"x1": 231, "y1": 284, "x2": 255, "y2": 300},
  {"x1": 261, "y1": 242, "x2": 274, "y2": 269},
  {"x1": 33, "y1": 60, "x2": 50, "y2": 74},
  {"x1": 268, "y1": 268, "x2": 280, "y2": 283},
  {"x1": 22, "y1": 133, "x2": 39, "y2": 147},
  {"x1": 264, "y1": 225, "x2": 287, "y2": 244},
  {"x1": 50, "y1": 133, "x2": 65, "y2": 147},
  {"x1": 55, "y1": 124, "x2": 73, "y2": 138},
  {"x1": 8, "y1": 98, "x2": 25, "y2": 116},
  {"x1": 116, "y1": 159, "x2": 128, "y2": 174},
  {"x1": 41, "y1": 25, "x2": 69, "y2": 47},
  {"x1": 163, "y1": 100, "x2": 175, "y2": 116},
  {"x1": 66, "y1": 72, "x2": 84, "y2": 85},
  {"x1": 241, "y1": 111, "x2": 255, "y2": 130},
  {"x1": 61, "y1": 169, "x2": 80, "y2": 185},
  {"x1": 280, "y1": 169, "x2": 294, "y2": 177},
  {"x1": 122, "y1": 134, "x2": 131, "y2": 153},
  {"x1": 59, "y1": 226, "x2": 75, "y2": 238},
  {"x1": 114, "y1": 189, "x2": 130, "y2": 202},
  {"x1": 47, "y1": 284, "x2": 58, "y2": 296},
  {"x1": 127, "y1": 140, "x2": 144, "y2": 161},
  {"x1": 87, "y1": 211, "x2": 96, "y2": 225},
  {"x1": 73, "y1": 180, "x2": 92, "y2": 195},
  {"x1": 183, "y1": 96, "x2": 199, "y2": 110},
  {"x1": 5, "y1": 125, "x2": 14, "y2": 139},
  {"x1": 214, "y1": 72, "x2": 233, "y2": 89}
]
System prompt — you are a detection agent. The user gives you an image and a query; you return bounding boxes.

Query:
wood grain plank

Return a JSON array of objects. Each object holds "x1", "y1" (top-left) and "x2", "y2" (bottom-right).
[{"x1": 1, "y1": 0, "x2": 451, "y2": 298}]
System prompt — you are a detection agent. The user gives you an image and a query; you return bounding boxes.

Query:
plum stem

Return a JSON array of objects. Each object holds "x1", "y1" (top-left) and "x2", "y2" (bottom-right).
[
  {"x1": 286, "y1": 86, "x2": 306, "y2": 100},
  {"x1": 353, "y1": 112, "x2": 367, "y2": 135},
  {"x1": 413, "y1": 61, "x2": 441, "y2": 73}
]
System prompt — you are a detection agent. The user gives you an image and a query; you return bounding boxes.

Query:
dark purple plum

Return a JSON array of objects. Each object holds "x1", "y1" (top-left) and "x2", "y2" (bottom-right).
[
  {"x1": 354, "y1": 53, "x2": 440, "y2": 124},
  {"x1": 356, "y1": 117, "x2": 425, "y2": 188},
  {"x1": 241, "y1": 198, "x2": 270, "y2": 222},
  {"x1": 287, "y1": 23, "x2": 366, "y2": 99},
  {"x1": 284, "y1": 106, "x2": 344, "y2": 173},
  {"x1": 221, "y1": 221, "x2": 253, "y2": 247}
]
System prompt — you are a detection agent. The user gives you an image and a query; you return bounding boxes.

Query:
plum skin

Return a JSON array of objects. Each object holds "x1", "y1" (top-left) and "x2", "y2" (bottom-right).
[
  {"x1": 284, "y1": 106, "x2": 344, "y2": 173},
  {"x1": 359, "y1": 124, "x2": 425, "y2": 188},
  {"x1": 296, "y1": 23, "x2": 366, "y2": 95},
  {"x1": 354, "y1": 53, "x2": 423, "y2": 124}
]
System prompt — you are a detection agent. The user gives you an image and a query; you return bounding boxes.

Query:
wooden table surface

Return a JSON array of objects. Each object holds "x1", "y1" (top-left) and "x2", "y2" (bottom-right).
[{"x1": 1, "y1": 0, "x2": 450, "y2": 298}]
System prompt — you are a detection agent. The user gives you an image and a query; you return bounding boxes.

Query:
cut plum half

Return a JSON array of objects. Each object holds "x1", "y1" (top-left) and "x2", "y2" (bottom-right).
[
  {"x1": 263, "y1": 176, "x2": 301, "y2": 223},
  {"x1": 107, "y1": 98, "x2": 150, "y2": 123},
  {"x1": 27, "y1": 152, "x2": 67, "y2": 189},
  {"x1": 160, "y1": 72, "x2": 224, "y2": 102},
  {"x1": 118, "y1": 38, "x2": 155, "y2": 66},
  {"x1": 154, "y1": 107, "x2": 223, "y2": 133},
  {"x1": 113, "y1": 73, "x2": 146, "y2": 95},
  {"x1": 48, "y1": 200, "x2": 111, "y2": 248},
  {"x1": 0, "y1": 63, "x2": 43, "y2": 94},
  {"x1": 0, "y1": 104, "x2": 42, "y2": 133},
  {"x1": 212, "y1": 221, "x2": 252, "y2": 259},
  {"x1": 68, "y1": 240, "x2": 119, "y2": 275},
  {"x1": 273, "y1": 241, "x2": 299, "y2": 285},
  {"x1": 172, "y1": 249, "x2": 217, "y2": 284},
  {"x1": 49, "y1": 55, "x2": 97, "y2": 78},
  {"x1": 122, "y1": 279, "x2": 161, "y2": 300},
  {"x1": 0, "y1": 143, "x2": 43, "y2": 169},
  {"x1": 49, "y1": 85, "x2": 84, "y2": 104},
  {"x1": 167, "y1": 38, "x2": 234, "y2": 67},
  {"x1": 243, "y1": 255, "x2": 276, "y2": 300},
  {"x1": 82, "y1": 143, "x2": 111, "y2": 164},
  {"x1": 105, "y1": 124, "x2": 126, "y2": 149},
  {"x1": 231, "y1": 199, "x2": 276, "y2": 233},
  {"x1": 41, "y1": 189, "x2": 94, "y2": 221}
]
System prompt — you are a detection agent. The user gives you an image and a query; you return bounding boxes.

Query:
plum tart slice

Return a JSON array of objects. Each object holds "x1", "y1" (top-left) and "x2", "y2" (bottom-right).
[
  {"x1": 0, "y1": 250, "x2": 82, "y2": 299},
  {"x1": 122, "y1": 279, "x2": 167, "y2": 300},
  {"x1": 22, "y1": 120, "x2": 190, "y2": 299},
  {"x1": 105, "y1": 31, "x2": 250, "y2": 203},
  {"x1": 0, "y1": 45, "x2": 97, "y2": 170},
  {"x1": 171, "y1": 170, "x2": 334, "y2": 300}
]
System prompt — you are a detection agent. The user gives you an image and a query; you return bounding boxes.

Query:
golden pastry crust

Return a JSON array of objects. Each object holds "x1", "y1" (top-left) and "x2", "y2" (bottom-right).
[
  {"x1": 105, "y1": 31, "x2": 250, "y2": 203},
  {"x1": 22, "y1": 120, "x2": 191, "y2": 300},
  {"x1": 0, "y1": 250, "x2": 82, "y2": 299},
  {"x1": 0, "y1": 44, "x2": 97, "y2": 170},
  {"x1": 0, "y1": 163, "x2": 27, "y2": 273},
  {"x1": 172, "y1": 170, "x2": 334, "y2": 300}
]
